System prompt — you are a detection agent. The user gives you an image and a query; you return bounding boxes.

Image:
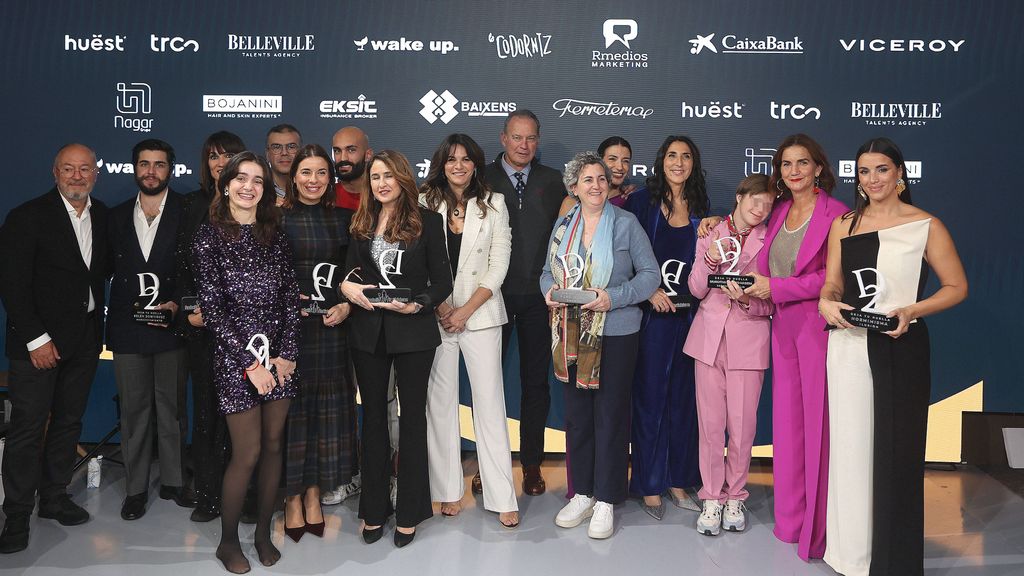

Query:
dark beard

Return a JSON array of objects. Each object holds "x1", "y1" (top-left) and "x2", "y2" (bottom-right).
[
  {"x1": 136, "y1": 174, "x2": 169, "y2": 196},
  {"x1": 335, "y1": 159, "x2": 366, "y2": 182}
]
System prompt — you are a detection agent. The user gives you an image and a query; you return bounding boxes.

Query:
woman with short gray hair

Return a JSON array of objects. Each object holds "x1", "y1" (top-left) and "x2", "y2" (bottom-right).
[{"x1": 541, "y1": 152, "x2": 659, "y2": 539}]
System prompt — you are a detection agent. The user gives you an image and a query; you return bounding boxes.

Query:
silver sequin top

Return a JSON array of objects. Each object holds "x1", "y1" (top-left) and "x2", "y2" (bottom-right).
[{"x1": 769, "y1": 216, "x2": 809, "y2": 278}]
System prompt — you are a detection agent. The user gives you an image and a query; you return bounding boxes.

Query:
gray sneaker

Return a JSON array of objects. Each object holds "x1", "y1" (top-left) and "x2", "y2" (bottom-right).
[
  {"x1": 696, "y1": 500, "x2": 722, "y2": 536},
  {"x1": 321, "y1": 473, "x2": 362, "y2": 506}
]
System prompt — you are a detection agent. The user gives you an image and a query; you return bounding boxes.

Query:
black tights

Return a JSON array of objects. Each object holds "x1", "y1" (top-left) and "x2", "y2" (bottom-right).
[{"x1": 216, "y1": 399, "x2": 290, "y2": 574}]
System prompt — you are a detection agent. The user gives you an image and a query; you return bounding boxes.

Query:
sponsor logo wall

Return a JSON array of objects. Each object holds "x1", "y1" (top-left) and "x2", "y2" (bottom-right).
[{"x1": 4, "y1": 0, "x2": 1018, "y2": 450}]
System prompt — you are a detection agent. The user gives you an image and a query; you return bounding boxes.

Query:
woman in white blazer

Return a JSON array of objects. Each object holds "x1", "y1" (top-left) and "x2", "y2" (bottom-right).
[{"x1": 420, "y1": 134, "x2": 519, "y2": 528}]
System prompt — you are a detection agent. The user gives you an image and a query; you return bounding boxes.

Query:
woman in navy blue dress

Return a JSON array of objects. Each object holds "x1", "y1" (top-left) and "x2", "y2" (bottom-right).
[{"x1": 624, "y1": 135, "x2": 710, "y2": 519}]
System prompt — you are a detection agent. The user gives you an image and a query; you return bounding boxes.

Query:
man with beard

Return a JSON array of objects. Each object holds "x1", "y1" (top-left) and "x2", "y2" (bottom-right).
[
  {"x1": 0, "y1": 144, "x2": 108, "y2": 553},
  {"x1": 266, "y1": 124, "x2": 302, "y2": 204},
  {"x1": 331, "y1": 126, "x2": 373, "y2": 211},
  {"x1": 105, "y1": 139, "x2": 191, "y2": 521}
]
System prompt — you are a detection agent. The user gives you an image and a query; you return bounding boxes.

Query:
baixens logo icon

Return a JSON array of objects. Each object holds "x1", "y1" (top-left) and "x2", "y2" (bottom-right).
[
  {"x1": 681, "y1": 101, "x2": 744, "y2": 119},
  {"x1": 419, "y1": 91, "x2": 516, "y2": 124},
  {"x1": 65, "y1": 33, "x2": 125, "y2": 52},
  {"x1": 839, "y1": 38, "x2": 965, "y2": 53},
  {"x1": 320, "y1": 95, "x2": 378, "y2": 119},
  {"x1": 353, "y1": 36, "x2": 459, "y2": 54},
  {"x1": 592, "y1": 19, "x2": 648, "y2": 68},
  {"x1": 771, "y1": 101, "x2": 821, "y2": 120},
  {"x1": 688, "y1": 33, "x2": 803, "y2": 55},
  {"x1": 114, "y1": 82, "x2": 153, "y2": 133},
  {"x1": 150, "y1": 35, "x2": 199, "y2": 52}
]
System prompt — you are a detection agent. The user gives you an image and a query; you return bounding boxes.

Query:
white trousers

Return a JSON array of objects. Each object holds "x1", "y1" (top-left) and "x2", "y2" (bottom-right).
[{"x1": 426, "y1": 324, "x2": 518, "y2": 513}]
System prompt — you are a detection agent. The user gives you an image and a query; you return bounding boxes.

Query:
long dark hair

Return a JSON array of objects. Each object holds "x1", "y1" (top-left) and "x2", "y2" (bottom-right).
[
  {"x1": 199, "y1": 131, "x2": 245, "y2": 196},
  {"x1": 209, "y1": 151, "x2": 280, "y2": 245},
  {"x1": 845, "y1": 137, "x2": 914, "y2": 234},
  {"x1": 768, "y1": 133, "x2": 836, "y2": 201},
  {"x1": 283, "y1": 144, "x2": 336, "y2": 210},
  {"x1": 420, "y1": 133, "x2": 493, "y2": 219},
  {"x1": 645, "y1": 135, "x2": 709, "y2": 218},
  {"x1": 350, "y1": 150, "x2": 423, "y2": 243}
]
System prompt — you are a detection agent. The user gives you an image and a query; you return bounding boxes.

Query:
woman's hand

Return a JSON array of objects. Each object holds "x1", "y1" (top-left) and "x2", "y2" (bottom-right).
[
  {"x1": 697, "y1": 216, "x2": 723, "y2": 239},
  {"x1": 883, "y1": 306, "x2": 915, "y2": 339},
  {"x1": 440, "y1": 306, "x2": 471, "y2": 333},
  {"x1": 435, "y1": 301, "x2": 454, "y2": 321},
  {"x1": 323, "y1": 303, "x2": 351, "y2": 327},
  {"x1": 721, "y1": 280, "x2": 750, "y2": 304},
  {"x1": 374, "y1": 300, "x2": 422, "y2": 314},
  {"x1": 706, "y1": 230, "x2": 723, "y2": 265},
  {"x1": 581, "y1": 287, "x2": 612, "y2": 312},
  {"x1": 341, "y1": 280, "x2": 376, "y2": 311},
  {"x1": 247, "y1": 364, "x2": 277, "y2": 396},
  {"x1": 818, "y1": 297, "x2": 855, "y2": 329},
  {"x1": 648, "y1": 288, "x2": 675, "y2": 313},
  {"x1": 270, "y1": 357, "x2": 296, "y2": 383},
  {"x1": 146, "y1": 300, "x2": 179, "y2": 328},
  {"x1": 544, "y1": 286, "x2": 565, "y2": 309},
  {"x1": 187, "y1": 306, "x2": 205, "y2": 327},
  {"x1": 744, "y1": 272, "x2": 772, "y2": 300}
]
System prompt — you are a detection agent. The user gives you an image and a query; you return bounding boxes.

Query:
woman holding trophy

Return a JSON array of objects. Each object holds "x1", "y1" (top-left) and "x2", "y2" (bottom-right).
[
  {"x1": 541, "y1": 151, "x2": 659, "y2": 540},
  {"x1": 819, "y1": 138, "x2": 966, "y2": 576}
]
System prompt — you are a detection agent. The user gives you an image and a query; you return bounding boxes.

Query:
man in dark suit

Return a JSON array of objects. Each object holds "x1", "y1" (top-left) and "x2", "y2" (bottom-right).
[
  {"x1": 483, "y1": 110, "x2": 566, "y2": 495},
  {"x1": 0, "y1": 143, "x2": 109, "y2": 553},
  {"x1": 107, "y1": 139, "x2": 191, "y2": 521}
]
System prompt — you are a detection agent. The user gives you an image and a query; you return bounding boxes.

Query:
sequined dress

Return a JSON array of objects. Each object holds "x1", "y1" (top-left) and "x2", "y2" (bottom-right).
[{"x1": 192, "y1": 222, "x2": 300, "y2": 415}]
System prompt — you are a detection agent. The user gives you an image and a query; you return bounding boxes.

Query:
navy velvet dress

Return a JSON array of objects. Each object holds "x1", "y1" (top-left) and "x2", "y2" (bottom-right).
[{"x1": 624, "y1": 188, "x2": 701, "y2": 495}]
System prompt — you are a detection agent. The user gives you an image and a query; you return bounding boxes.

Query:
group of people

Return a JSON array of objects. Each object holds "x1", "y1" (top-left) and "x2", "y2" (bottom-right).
[{"x1": 0, "y1": 109, "x2": 966, "y2": 576}]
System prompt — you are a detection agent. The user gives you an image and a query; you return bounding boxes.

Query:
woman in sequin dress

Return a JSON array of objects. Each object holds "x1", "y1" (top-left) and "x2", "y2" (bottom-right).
[
  {"x1": 192, "y1": 152, "x2": 300, "y2": 573},
  {"x1": 341, "y1": 150, "x2": 452, "y2": 548},
  {"x1": 280, "y1": 144, "x2": 356, "y2": 542}
]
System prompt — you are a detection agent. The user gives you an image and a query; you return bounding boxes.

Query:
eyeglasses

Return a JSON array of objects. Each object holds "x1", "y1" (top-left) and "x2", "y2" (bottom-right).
[
  {"x1": 268, "y1": 143, "x2": 299, "y2": 154},
  {"x1": 59, "y1": 166, "x2": 97, "y2": 177}
]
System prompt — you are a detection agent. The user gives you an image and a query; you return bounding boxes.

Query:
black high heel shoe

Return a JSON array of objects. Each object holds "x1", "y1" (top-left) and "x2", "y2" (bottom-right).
[
  {"x1": 361, "y1": 525, "x2": 384, "y2": 544},
  {"x1": 393, "y1": 528, "x2": 415, "y2": 548}
]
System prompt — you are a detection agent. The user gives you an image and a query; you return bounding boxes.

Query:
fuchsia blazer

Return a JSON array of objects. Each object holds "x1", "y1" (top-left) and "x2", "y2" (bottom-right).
[{"x1": 684, "y1": 220, "x2": 774, "y2": 370}]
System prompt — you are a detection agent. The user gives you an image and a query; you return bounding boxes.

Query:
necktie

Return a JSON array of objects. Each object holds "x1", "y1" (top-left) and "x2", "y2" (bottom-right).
[{"x1": 514, "y1": 172, "x2": 525, "y2": 210}]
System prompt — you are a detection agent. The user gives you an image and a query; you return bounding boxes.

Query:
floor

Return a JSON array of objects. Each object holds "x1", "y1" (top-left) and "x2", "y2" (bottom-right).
[{"x1": 1, "y1": 459, "x2": 1022, "y2": 576}]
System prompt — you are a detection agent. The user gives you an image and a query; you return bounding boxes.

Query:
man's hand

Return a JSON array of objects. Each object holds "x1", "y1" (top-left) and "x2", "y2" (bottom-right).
[{"x1": 30, "y1": 341, "x2": 60, "y2": 370}]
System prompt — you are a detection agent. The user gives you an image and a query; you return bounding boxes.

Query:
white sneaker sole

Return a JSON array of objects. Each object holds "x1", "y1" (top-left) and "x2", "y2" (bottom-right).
[
  {"x1": 587, "y1": 524, "x2": 613, "y2": 539},
  {"x1": 697, "y1": 524, "x2": 721, "y2": 536},
  {"x1": 555, "y1": 508, "x2": 594, "y2": 528},
  {"x1": 722, "y1": 519, "x2": 745, "y2": 532}
]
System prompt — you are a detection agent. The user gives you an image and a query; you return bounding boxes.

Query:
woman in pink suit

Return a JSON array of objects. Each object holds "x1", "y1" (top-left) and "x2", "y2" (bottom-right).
[
  {"x1": 743, "y1": 134, "x2": 847, "y2": 560},
  {"x1": 684, "y1": 175, "x2": 775, "y2": 537}
]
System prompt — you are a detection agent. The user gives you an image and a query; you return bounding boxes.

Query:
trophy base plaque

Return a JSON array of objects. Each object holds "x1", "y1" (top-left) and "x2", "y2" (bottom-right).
[
  {"x1": 181, "y1": 296, "x2": 199, "y2": 315},
  {"x1": 364, "y1": 287, "x2": 412, "y2": 304},
  {"x1": 707, "y1": 274, "x2": 755, "y2": 289},
  {"x1": 670, "y1": 294, "x2": 692, "y2": 309},
  {"x1": 551, "y1": 288, "x2": 597, "y2": 305},
  {"x1": 302, "y1": 301, "x2": 330, "y2": 315},
  {"x1": 842, "y1": 309, "x2": 899, "y2": 332},
  {"x1": 133, "y1": 307, "x2": 173, "y2": 324}
]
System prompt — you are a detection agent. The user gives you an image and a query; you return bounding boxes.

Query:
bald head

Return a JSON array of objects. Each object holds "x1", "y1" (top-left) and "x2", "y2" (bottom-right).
[
  {"x1": 53, "y1": 143, "x2": 98, "y2": 206},
  {"x1": 332, "y1": 126, "x2": 373, "y2": 183}
]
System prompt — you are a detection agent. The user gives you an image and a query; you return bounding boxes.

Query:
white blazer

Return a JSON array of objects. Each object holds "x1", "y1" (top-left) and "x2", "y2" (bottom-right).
[{"x1": 418, "y1": 192, "x2": 511, "y2": 331}]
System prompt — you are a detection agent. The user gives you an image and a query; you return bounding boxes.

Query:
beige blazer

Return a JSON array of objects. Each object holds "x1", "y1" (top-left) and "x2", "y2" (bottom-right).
[{"x1": 418, "y1": 192, "x2": 511, "y2": 331}]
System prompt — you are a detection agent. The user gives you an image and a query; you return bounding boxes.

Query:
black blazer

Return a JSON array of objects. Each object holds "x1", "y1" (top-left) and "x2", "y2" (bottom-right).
[
  {"x1": 483, "y1": 154, "x2": 565, "y2": 296},
  {"x1": 172, "y1": 188, "x2": 213, "y2": 339},
  {"x1": 0, "y1": 188, "x2": 108, "y2": 360},
  {"x1": 106, "y1": 190, "x2": 185, "y2": 354},
  {"x1": 345, "y1": 208, "x2": 452, "y2": 354}
]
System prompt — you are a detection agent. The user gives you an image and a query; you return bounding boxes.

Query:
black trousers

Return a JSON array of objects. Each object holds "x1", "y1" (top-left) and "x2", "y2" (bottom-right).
[
  {"x1": 2, "y1": 322, "x2": 99, "y2": 516},
  {"x1": 501, "y1": 292, "x2": 552, "y2": 467},
  {"x1": 352, "y1": 331, "x2": 435, "y2": 527},
  {"x1": 186, "y1": 332, "x2": 229, "y2": 512},
  {"x1": 563, "y1": 332, "x2": 638, "y2": 504}
]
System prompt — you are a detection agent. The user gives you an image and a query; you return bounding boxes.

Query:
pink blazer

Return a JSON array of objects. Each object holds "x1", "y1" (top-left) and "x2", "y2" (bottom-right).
[
  {"x1": 756, "y1": 192, "x2": 849, "y2": 310},
  {"x1": 683, "y1": 220, "x2": 774, "y2": 370}
]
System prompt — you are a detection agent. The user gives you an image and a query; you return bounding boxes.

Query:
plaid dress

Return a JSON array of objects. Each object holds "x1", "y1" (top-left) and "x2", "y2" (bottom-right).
[{"x1": 281, "y1": 203, "x2": 357, "y2": 494}]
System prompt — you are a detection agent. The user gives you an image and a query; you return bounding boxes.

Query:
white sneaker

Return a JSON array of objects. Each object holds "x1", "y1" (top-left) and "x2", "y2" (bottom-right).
[
  {"x1": 587, "y1": 501, "x2": 614, "y2": 539},
  {"x1": 696, "y1": 500, "x2": 722, "y2": 536},
  {"x1": 555, "y1": 494, "x2": 595, "y2": 528},
  {"x1": 722, "y1": 499, "x2": 746, "y2": 532},
  {"x1": 390, "y1": 476, "x2": 398, "y2": 509},
  {"x1": 321, "y1": 473, "x2": 362, "y2": 506}
]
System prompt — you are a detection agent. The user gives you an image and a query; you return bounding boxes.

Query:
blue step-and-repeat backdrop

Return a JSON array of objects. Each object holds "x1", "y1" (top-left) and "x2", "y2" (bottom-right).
[{"x1": 0, "y1": 1, "x2": 1020, "y2": 460}]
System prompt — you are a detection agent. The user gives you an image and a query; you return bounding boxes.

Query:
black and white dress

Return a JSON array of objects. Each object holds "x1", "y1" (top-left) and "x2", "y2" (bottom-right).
[{"x1": 825, "y1": 218, "x2": 931, "y2": 576}]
